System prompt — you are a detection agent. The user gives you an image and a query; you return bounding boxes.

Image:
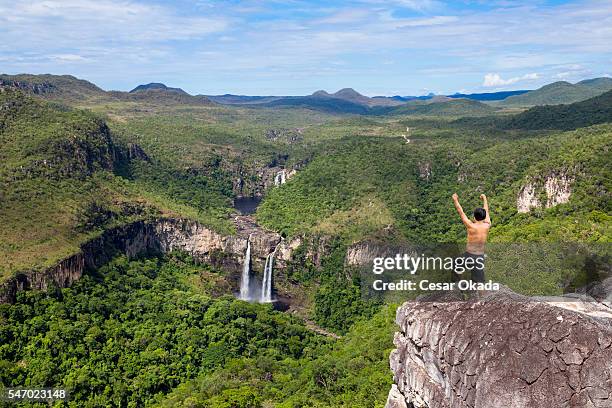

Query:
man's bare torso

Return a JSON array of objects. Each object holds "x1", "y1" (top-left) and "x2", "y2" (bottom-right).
[
  {"x1": 466, "y1": 221, "x2": 490, "y2": 255},
  {"x1": 452, "y1": 193, "x2": 491, "y2": 255}
]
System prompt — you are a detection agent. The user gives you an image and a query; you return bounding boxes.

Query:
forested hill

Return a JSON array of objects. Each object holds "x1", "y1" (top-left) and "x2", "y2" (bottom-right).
[
  {"x1": 0, "y1": 89, "x2": 233, "y2": 279},
  {"x1": 385, "y1": 98, "x2": 495, "y2": 116},
  {"x1": 500, "y1": 77, "x2": 612, "y2": 106},
  {"x1": 0, "y1": 73, "x2": 106, "y2": 102},
  {"x1": 505, "y1": 90, "x2": 612, "y2": 130},
  {"x1": 0, "y1": 74, "x2": 215, "y2": 106}
]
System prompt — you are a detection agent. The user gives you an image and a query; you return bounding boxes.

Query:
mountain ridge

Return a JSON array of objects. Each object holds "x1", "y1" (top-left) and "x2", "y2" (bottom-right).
[{"x1": 500, "y1": 77, "x2": 612, "y2": 106}]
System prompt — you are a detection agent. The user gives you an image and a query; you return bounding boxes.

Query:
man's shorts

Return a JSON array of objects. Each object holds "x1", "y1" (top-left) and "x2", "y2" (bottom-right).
[{"x1": 464, "y1": 252, "x2": 485, "y2": 283}]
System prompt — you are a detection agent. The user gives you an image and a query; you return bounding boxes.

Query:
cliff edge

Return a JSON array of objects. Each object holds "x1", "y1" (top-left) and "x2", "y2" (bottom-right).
[{"x1": 386, "y1": 290, "x2": 612, "y2": 408}]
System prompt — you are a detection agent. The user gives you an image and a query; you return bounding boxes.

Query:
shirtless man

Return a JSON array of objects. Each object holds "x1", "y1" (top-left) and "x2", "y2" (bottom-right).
[{"x1": 452, "y1": 193, "x2": 491, "y2": 283}]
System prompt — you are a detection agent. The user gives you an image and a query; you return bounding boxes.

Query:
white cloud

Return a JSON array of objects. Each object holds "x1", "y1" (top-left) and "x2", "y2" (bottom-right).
[
  {"x1": 365, "y1": 0, "x2": 443, "y2": 12},
  {"x1": 0, "y1": 0, "x2": 229, "y2": 45},
  {"x1": 483, "y1": 72, "x2": 539, "y2": 87},
  {"x1": 52, "y1": 54, "x2": 88, "y2": 62},
  {"x1": 314, "y1": 9, "x2": 370, "y2": 24},
  {"x1": 395, "y1": 15, "x2": 458, "y2": 27}
]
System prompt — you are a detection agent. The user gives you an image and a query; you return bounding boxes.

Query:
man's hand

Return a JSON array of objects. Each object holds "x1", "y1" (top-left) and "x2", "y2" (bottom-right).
[
  {"x1": 480, "y1": 194, "x2": 486, "y2": 200},
  {"x1": 452, "y1": 193, "x2": 459, "y2": 201}
]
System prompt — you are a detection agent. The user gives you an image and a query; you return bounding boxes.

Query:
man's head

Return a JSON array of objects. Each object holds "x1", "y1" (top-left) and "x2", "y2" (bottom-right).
[{"x1": 474, "y1": 207, "x2": 486, "y2": 221}]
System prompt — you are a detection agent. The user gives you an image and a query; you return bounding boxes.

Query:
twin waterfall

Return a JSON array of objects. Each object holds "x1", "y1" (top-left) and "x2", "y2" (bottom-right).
[
  {"x1": 238, "y1": 170, "x2": 287, "y2": 302},
  {"x1": 239, "y1": 238, "x2": 277, "y2": 303}
]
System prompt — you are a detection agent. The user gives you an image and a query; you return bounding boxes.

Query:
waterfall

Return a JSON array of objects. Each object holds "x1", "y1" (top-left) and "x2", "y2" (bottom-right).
[
  {"x1": 274, "y1": 170, "x2": 286, "y2": 186},
  {"x1": 239, "y1": 240, "x2": 251, "y2": 300},
  {"x1": 260, "y1": 250, "x2": 275, "y2": 303}
]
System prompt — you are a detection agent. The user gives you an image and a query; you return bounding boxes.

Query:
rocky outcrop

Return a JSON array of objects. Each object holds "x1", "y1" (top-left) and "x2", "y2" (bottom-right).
[
  {"x1": 545, "y1": 172, "x2": 573, "y2": 208},
  {"x1": 265, "y1": 128, "x2": 304, "y2": 144},
  {"x1": 0, "y1": 216, "x2": 295, "y2": 304},
  {"x1": 0, "y1": 78, "x2": 56, "y2": 95},
  {"x1": 127, "y1": 143, "x2": 149, "y2": 161},
  {"x1": 517, "y1": 183, "x2": 541, "y2": 213},
  {"x1": 517, "y1": 170, "x2": 574, "y2": 213},
  {"x1": 387, "y1": 291, "x2": 612, "y2": 408},
  {"x1": 345, "y1": 240, "x2": 398, "y2": 266},
  {"x1": 419, "y1": 162, "x2": 432, "y2": 180},
  {"x1": 233, "y1": 165, "x2": 287, "y2": 197}
]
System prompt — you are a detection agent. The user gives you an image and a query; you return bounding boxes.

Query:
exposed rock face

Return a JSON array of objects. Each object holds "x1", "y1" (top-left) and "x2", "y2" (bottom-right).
[
  {"x1": 0, "y1": 78, "x2": 56, "y2": 95},
  {"x1": 127, "y1": 143, "x2": 149, "y2": 161},
  {"x1": 233, "y1": 165, "x2": 286, "y2": 197},
  {"x1": 265, "y1": 128, "x2": 304, "y2": 144},
  {"x1": 419, "y1": 162, "x2": 432, "y2": 180},
  {"x1": 517, "y1": 170, "x2": 574, "y2": 213},
  {"x1": 387, "y1": 291, "x2": 612, "y2": 408},
  {"x1": 0, "y1": 216, "x2": 294, "y2": 304},
  {"x1": 345, "y1": 240, "x2": 398, "y2": 266},
  {"x1": 517, "y1": 183, "x2": 541, "y2": 213},
  {"x1": 545, "y1": 172, "x2": 573, "y2": 208}
]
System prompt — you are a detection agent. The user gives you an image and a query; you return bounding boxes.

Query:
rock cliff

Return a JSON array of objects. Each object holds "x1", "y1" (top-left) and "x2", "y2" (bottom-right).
[
  {"x1": 386, "y1": 291, "x2": 612, "y2": 408},
  {"x1": 0, "y1": 216, "x2": 296, "y2": 304},
  {"x1": 517, "y1": 170, "x2": 574, "y2": 213}
]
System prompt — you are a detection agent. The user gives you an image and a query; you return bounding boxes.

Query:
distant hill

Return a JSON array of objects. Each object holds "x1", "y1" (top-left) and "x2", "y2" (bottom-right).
[
  {"x1": 500, "y1": 77, "x2": 612, "y2": 106},
  {"x1": 448, "y1": 90, "x2": 529, "y2": 101},
  {"x1": 386, "y1": 98, "x2": 495, "y2": 116},
  {"x1": 130, "y1": 83, "x2": 186, "y2": 94},
  {"x1": 262, "y1": 95, "x2": 370, "y2": 114},
  {"x1": 0, "y1": 74, "x2": 215, "y2": 106},
  {"x1": 310, "y1": 88, "x2": 403, "y2": 107},
  {"x1": 505, "y1": 89, "x2": 612, "y2": 130},
  {"x1": 577, "y1": 77, "x2": 612, "y2": 90},
  {"x1": 253, "y1": 88, "x2": 398, "y2": 114},
  {"x1": 112, "y1": 88, "x2": 215, "y2": 106},
  {"x1": 0, "y1": 74, "x2": 106, "y2": 101},
  {"x1": 207, "y1": 94, "x2": 281, "y2": 104}
]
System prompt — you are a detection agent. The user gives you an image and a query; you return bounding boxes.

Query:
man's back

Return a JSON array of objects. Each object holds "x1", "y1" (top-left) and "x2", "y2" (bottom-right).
[
  {"x1": 452, "y1": 193, "x2": 491, "y2": 255},
  {"x1": 466, "y1": 221, "x2": 490, "y2": 255}
]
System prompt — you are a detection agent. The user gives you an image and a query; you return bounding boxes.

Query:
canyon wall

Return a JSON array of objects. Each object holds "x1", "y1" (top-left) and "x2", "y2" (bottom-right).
[
  {"x1": 0, "y1": 217, "x2": 298, "y2": 304},
  {"x1": 386, "y1": 291, "x2": 612, "y2": 408}
]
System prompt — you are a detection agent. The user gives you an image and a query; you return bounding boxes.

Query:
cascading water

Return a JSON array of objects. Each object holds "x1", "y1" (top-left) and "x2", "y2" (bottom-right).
[
  {"x1": 260, "y1": 249, "x2": 275, "y2": 303},
  {"x1": 274, "y1": 170, "x2": 286, "y2": 186},
  {"x1": 239, "y1": 240, "x2": 251, "y2": 300}
]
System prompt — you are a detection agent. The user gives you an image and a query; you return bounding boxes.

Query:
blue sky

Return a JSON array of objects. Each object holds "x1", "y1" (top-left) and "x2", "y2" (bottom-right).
[{"x1": 1, "y1": 0, "x2": 610, "y2": 95}]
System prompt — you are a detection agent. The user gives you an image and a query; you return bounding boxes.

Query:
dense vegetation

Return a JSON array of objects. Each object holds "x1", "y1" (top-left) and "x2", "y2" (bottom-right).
[
  {"x1": 505, "y1": 90, "x2": 612, "y2": 130},
  {"x1": 0, "y1": 254, "x2": 394, "y2": 407},
  {"x1": 0, "y1": 90, "x2": 238, "y2": 277},
  {"x1": 257, "y1": 124, "x2": 611, "y2": 244}
]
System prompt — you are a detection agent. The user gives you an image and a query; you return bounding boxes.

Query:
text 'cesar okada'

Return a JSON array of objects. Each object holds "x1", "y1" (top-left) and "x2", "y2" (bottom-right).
[{"x1": 371, "y1": 254, "x2": 500, "y2": 291}]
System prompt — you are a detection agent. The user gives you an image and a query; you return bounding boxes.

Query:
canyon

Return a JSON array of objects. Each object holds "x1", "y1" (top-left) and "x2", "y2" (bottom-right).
[{"x1": 0, "y1": 215, "x2": 301, "y2": 304}]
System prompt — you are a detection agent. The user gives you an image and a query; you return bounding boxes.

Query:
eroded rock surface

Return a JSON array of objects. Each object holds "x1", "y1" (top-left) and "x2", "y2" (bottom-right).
[
  {"x1": 0, "y1": 216, "x2": 293, "y2": 303},
  {"x1": 517, "y1": 170, "x2": 574, "y2": 213},
  {"x1": 387, "y1": 291, "x2": 612, "y2": 408}
]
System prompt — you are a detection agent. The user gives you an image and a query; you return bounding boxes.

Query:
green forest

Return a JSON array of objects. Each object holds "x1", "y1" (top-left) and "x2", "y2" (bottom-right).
[{"x1": 0, "y1": 254, "x2": 394, "y2": 407}]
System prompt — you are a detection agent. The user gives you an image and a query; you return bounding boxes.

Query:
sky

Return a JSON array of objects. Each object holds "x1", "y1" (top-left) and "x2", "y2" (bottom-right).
[{"x1": 0, "y1": 0, "x2": 611, "y2": 96}]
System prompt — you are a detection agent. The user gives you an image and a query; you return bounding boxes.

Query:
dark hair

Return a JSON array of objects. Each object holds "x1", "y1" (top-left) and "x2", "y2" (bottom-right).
[{"x1": 474, "y1": 208, "x2": 486, "y2": 221}]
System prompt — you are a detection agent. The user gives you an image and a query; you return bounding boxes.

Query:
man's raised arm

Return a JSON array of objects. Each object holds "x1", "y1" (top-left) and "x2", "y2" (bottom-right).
[
  {"x1": 480, "y1": 194, "x2": 491, "y2": 224},
  {"x1": 452, "y1": 193, "x2": 472, "y2": 226}
]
